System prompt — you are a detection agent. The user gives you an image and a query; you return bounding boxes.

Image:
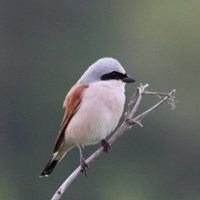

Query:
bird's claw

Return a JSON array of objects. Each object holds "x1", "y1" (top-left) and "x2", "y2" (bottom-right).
[
  {"x1": 101, "y1": 139, "x2": 110, "y2": 153},
  {"x1": 80, "y1": 159, "x2": 89, "y2": 176}
]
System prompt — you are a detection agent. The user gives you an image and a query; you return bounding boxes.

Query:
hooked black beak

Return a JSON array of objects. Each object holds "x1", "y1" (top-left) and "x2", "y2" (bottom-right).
[{"x1": 122, "y1": 75, "x2": 136, "y2": 83}]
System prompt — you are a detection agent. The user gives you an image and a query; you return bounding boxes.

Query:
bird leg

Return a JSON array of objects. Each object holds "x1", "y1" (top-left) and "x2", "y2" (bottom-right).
[
  {"x1": 101, "y1": 139, "x2": 110, "y2": 153},
  {"x1": 78, "y1": 146, "x2": 89, "y2": 176}
]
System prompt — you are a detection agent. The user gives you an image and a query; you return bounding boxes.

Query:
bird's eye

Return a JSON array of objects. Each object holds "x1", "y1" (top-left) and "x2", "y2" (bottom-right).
[
  {"x1": 111, "y1": 71, "x2": 119, "y2": 78},
  {"x1": 101, "y1": 71, "x2": 125, "y2": 81}
]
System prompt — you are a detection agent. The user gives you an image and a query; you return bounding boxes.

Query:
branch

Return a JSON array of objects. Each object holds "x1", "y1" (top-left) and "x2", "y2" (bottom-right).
[{"x1": 51, "y1": 84, "x2": 176, "y2": 200}]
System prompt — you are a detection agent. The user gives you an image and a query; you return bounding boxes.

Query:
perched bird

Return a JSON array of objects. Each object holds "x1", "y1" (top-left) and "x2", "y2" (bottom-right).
[{"x1": 40, "y1": 57, "x2": 135, "y2": 177}]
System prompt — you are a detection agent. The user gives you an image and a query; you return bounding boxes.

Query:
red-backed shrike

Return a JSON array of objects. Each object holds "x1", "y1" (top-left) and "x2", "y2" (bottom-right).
[{"x1": 40, "y1": 57, "x2": 135, "y2": 177}]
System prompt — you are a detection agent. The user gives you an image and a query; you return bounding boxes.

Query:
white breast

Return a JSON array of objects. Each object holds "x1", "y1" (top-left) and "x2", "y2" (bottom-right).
[{"x1": 65, "y1": 80, "x2": 126, "y2": 146}]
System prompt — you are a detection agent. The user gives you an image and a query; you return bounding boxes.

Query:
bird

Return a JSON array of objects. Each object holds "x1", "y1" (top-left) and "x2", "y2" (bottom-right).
[{"x1": 40, "y1": 57, "x2": 135, "y2": 177}]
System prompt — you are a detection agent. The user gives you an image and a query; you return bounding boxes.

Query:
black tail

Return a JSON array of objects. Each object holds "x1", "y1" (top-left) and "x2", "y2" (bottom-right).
[
  {"x1": 39, "y1": 156, "x2": 58, "y2": 177},
  {"x1": 39, "y1": 144, "x2": 74, "y2": 177}
]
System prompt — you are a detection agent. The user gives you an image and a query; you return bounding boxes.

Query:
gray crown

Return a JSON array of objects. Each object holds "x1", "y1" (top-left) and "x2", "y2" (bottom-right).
[{"x1": 78, "y1": 57, "x2": 126, "y2": 84}]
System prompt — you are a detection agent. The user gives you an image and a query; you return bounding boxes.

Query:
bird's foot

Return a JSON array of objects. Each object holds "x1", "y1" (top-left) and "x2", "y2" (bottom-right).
[
  {"x1": 101, "y1": 139, "x2": 110, "y2": 153},
  {"x1": 80, "y1": 158, "x2": 89, "y2": 176}
]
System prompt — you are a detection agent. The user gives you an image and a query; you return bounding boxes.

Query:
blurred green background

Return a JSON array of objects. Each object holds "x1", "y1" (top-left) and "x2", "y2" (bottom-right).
[{"x1": 1, "y1": 0, "x2": 200, "y2": 199}]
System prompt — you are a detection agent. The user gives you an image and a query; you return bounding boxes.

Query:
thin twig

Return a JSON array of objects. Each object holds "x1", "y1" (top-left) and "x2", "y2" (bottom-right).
[
  {"x1": 134, "y1": 89, "x2": 176, "y2": 121},
  {"x1": 51, "y1": 84, "x2": 176, "y2": 200}
]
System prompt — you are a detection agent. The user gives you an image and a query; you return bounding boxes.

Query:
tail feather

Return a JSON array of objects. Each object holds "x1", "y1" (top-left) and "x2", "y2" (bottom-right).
[
  {"x1": 39, "y1": 145, "x2": 74, "y2": 177},
  {"x1": 39, "y1": 156, "x2": 59, "y2": 177}
]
